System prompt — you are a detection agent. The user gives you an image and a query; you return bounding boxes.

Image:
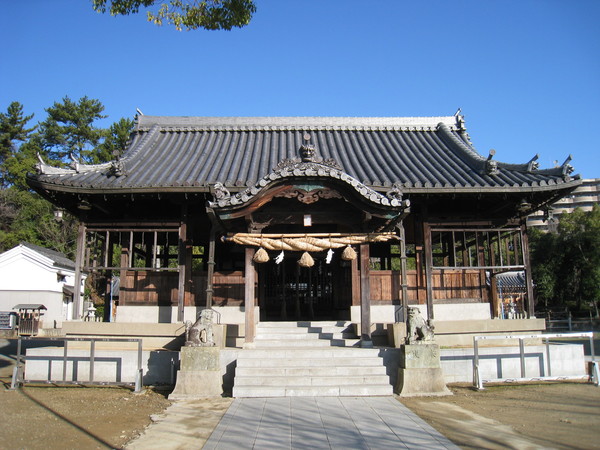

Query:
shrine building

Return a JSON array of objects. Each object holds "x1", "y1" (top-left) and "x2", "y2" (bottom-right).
[{"x1": 28, "y1": 114, "x2": 581, "y2": 347}]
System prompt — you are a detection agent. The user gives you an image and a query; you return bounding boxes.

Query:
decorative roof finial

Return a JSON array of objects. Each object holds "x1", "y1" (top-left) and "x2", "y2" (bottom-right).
[
  {"x1": 485, "y1": 149, "x2": 499, "y2": 175},
  {"x1": 299, "y1": 133, "x2": 316, "y2": 162}
]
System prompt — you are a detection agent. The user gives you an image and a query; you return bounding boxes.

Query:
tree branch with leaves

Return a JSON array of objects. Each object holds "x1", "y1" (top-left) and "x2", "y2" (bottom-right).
[{"x1": 92, "y1": 0, "x2": 256, "y2": 31}]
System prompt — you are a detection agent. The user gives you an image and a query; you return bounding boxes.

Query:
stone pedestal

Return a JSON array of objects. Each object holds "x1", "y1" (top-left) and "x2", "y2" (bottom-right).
[
  {"x1": 169, "y1": 346, "x2": 222, "y2": 399},
  {"x1": 395, "y1": 344, "x2": 451, "y2": 397},
  {"x1": 387, "y1": 322, "x2": 407, "y2": 348}
]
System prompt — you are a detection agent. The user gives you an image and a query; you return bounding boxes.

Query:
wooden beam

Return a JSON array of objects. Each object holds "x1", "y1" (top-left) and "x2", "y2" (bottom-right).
[{"x1": 360, "y1": 243, "x2": 372, "y2": 347}]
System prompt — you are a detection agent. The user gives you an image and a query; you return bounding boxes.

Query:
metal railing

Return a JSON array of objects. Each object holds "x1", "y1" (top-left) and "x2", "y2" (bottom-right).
[
  {"x1": 10, "y1": 336, "x2": 144, "y2": 393},
  {"x1": 473, "y1": 332, "x2": 598, "y2": 390}
]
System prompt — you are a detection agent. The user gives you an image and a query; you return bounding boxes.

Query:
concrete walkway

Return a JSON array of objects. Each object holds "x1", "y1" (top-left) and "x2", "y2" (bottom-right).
[
  {"x1": 127, "y1": 396, "x2": 458, "y2": 449},
  {"x1": 204, "y1": 397, "x2": 458, "y2": 450}
]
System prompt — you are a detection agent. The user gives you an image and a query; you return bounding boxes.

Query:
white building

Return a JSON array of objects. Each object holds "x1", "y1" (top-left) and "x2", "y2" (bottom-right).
[
  {"x1": 528, "y1": 178, "x2": 600, "y2": 230},
  {"x1": 0, "y1": 242, "x2": 86, "y2": 326}
]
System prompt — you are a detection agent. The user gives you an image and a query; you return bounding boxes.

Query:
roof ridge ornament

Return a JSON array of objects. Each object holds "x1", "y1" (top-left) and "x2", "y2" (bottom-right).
[
  {"x1": 69, "y1": 153, "x2": 81, "y2": 173},
  {"x1": 300, "y1": 133, "x2": 316, "y2": 162},
  {"x1": 210, "y1": 182, "x2": 231, "y2": 201},
  {"x1": 485, "y1": 149, "x2": 499, "y2": 175},
  {"x1": 527, "y1": 154, "x2": 539, "y2": 172},
  {"x1": 108, "y1": 159, "x2": 127, "y2": 177},
  {"x1": 387, "y1": 182, "x2": 404, "y2": 201},
  {"x1": 561, "y1": 155, "x2": 574, "y2": 178}
]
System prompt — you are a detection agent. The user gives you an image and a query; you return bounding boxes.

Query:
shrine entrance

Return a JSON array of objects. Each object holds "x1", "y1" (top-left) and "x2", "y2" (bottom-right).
[{"x1": 258, "y1": 252, "x2": 352, "y2": 321}]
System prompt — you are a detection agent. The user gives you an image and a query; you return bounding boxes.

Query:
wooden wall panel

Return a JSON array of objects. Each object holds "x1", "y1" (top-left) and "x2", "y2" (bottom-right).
[
  {"x1": 119, "y1": 270, "x2": 245, "y2": 307},
  {"x1": 368, "y1": 269, "x2": 486, "y2": 306},
  {"x1": 212, "y1": 271, "x2": 245, "y2": 307},
  {"x1": 120, "y1": 271, "x2": 179, "y2": 306}
]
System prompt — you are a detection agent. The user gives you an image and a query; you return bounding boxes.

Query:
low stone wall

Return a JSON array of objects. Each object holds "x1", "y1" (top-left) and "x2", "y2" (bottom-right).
[
  {"x1": 440, "y1": 343, "x2": 586, "y2": 384},
  {"x1": 25, "y1": 347, "x2": 178, "y2": 385},
  {"x1": 24, "y1": 347, "x2": 241, "y2": 392},
  {"x1": 23, "y1": 343, "x2": 588, "y2": 391}
]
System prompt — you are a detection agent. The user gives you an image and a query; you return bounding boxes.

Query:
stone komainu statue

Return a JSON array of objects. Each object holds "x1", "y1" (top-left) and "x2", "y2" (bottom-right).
[
  {"x1": 185, "y1": 309, "x2": 216, "y2": 347},
  {"x1": 407, "y1": 307, "x2": 434, "y2": 344}
]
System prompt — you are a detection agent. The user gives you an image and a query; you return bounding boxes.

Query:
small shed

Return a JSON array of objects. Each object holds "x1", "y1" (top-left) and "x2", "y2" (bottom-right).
[
  {"x1": 495, "y1": 271, "x2": 527, "y2": 319},
  {"x1": 12, "y1": 304, "x2": 47, "y2": 335}
]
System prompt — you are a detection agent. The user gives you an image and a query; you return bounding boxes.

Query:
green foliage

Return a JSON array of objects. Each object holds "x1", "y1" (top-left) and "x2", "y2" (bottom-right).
[
  {"x1": 0, "y1": 188, "x2": 78, "y2": 258},
  {"x1": 0, "y1": 97, "x2": 133, "y2": 259},
  {"x1": 2, "y1": 138, "x2": 42, "y2": 190},
  {"x1": 39, "y1": 96, "x2": 108, "y2": 165},
  {"x1": 530, "y1": 206, "x2": 600, "y2": 313},
  {"x1": 96, "y1": 117, "x2": 134, "y2": 162},
  {"x1": 0, "y1": 102, "x2": 36, "y2": 187},
  {"x1": 92, "y1": 0, "x2": 256, "y2": 31}
]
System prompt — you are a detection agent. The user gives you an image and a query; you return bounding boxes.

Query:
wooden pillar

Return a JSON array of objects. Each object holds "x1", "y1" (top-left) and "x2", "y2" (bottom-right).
[
  {"x1": 351, "y1": 255, "x2": 360, "y2": 306},
  {"x1": 184, "y1": 221, "x2": 193, "y2": 307},
  {"x1": 521, "y1": 223, "x2": 535, "y2": 318},
  {"x1": 397, "y1": 221, "x2": 409, "y2": 323},
  {"x1": 244, "y1": 247, "x2": 256, "y2": 345},
  {"x1": 177, "y1": 207, "x2": 188, "y2": 323},
  {"x1": 359, "y1": 243, "x2": 372, "y2": 347},
  {"x1": 73, "y1": 222, "x2": 86, "y2": 320},
  {"x1": 423, "y1": 222, "x2": 434, "y2": 321},
  {"x1": 206, "y1": 230, "x2": 216, "y2": 308}
]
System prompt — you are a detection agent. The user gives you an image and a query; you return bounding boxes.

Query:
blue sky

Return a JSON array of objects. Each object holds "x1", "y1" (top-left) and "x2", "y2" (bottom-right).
[{"x1": 1, "y1": 1, "x2": 599, "y2": 177}]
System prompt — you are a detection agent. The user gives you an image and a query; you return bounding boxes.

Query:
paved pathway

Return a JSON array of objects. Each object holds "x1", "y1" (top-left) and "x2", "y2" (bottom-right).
[{"x1": 204, "y1": 397, "x2": 458, "y2": 450}]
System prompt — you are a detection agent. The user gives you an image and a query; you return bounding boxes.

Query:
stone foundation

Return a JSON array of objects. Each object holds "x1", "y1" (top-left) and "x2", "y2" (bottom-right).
[
  {"x1": 170, "y1": 346, "x2": 223, "y2": 399},
  {"x1": 395, "y1": 344, "x2": 451, "y2": 397}
]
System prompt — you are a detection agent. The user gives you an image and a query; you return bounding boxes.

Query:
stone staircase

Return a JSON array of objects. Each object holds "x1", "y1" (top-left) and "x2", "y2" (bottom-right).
[{"x1": 232, "y1": 321, "x2": 393, "y2": 397}]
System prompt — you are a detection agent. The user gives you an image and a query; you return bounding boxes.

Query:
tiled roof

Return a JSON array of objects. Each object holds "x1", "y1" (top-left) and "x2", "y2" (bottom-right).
[
  {"x1": 29, "y1": 115, "x2": 579, "y2": 194},
  {"x1": 20, "y1": 242, "x2": 75, "y2": 270}
]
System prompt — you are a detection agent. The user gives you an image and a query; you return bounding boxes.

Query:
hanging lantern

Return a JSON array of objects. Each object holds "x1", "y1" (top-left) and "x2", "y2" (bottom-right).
[
  {"x1": 341, "y1": 245, "x2": 357, "y2": 261},
  {"x1": 298, "y1": 251, "x2": 314, "y2": 267},
  {"x1": 253, "y1": 247, "x2": 270, "y2": 263}
]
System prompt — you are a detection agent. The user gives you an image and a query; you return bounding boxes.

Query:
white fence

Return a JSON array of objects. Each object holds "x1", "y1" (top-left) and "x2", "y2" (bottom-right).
[
  {"x1": 473, "y1": 332, "x2": 598, "y2": 390},
  {"x1": 10, "y1": 336, "x2": 144, "y2": 392}
]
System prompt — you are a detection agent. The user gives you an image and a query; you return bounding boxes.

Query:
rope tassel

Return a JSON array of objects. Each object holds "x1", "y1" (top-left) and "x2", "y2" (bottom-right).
[
  {"x1": 253, "y1": 247, "x2": 269, "y2": 263},
  {"x1": 341, "y1": 245, "x2": 357, "y2": 261},
  {"x1": 298, "y1": 251, "x2": 314, "y2": 267}
]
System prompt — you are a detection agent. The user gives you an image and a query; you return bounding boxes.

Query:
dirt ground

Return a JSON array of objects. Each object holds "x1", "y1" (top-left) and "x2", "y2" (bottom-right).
[
  {"x1": 400, "y1": 382, "x2": 600, "y2": 450},
  {"x1": 0, "y1": 385, "x2": 172, "y2": 449}
]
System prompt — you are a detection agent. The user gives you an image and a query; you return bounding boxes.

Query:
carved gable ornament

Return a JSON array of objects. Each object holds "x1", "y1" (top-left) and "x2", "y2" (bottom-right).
[
  {"x1": 275, "y1": 187, "x2": 343, "y2": 204},
  {"x1": 208, "y1": 144, "x2": 409, "y2": 212}
]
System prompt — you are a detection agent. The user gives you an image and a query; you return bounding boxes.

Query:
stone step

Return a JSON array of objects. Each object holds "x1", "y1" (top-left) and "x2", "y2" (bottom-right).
[
  {"x1": 257, "y1": 326, "x2": 354, "y2": 334},
  {"x1": 232, "y1": 384, "x2": 393, "y2": 398},
  {"x1": 257, "y1": 321, "x2": 351, "y2": 328},
  {"x1": 253, "y1": 339, "x2": 361, "y2": 348},
  {"x1": 238, "y1": 348, "x2": 381, "y2": 359},
  {"x1": 234, "y1": 374, "x2": 391, "y2": 387},
  {"x1": 233, "y1": 321, "x2": 391, "y2": 398},
  {"x1": 254, "y1": 332, "x2": 355, "y2": 340},
  {"x1": 237, "y1": 356, "x2": 386, "y2": 368},
  {"x1": 235, "y1": 365, "x2": 388, "y2": 377}
]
